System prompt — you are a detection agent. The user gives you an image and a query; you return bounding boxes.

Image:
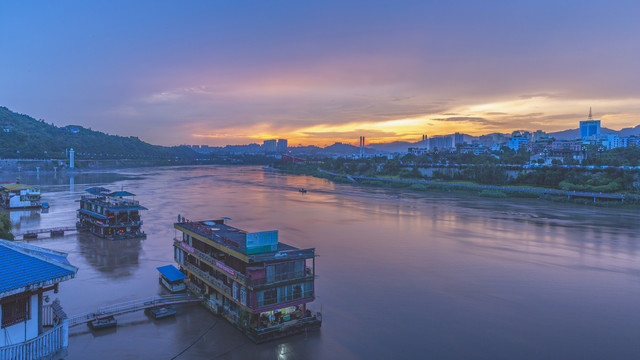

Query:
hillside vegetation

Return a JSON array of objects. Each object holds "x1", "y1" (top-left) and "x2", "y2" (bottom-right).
[{"x1": 0, "y1": 106, "x2": 196, "y2": 160}]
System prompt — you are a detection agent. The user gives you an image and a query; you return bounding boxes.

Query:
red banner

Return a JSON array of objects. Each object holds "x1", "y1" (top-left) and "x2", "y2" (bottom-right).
[{"x1": 215, "y1": 260, "x2": 236, "y2": 276}]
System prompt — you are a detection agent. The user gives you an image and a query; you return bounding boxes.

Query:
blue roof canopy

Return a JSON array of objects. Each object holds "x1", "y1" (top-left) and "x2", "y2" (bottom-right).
[
  {"x1": 0, "y1": 240, "x2": 77, "y2": 297},
  {"x1": 86, "y1": 187, "x2": 110, "y2": 195},
  {"x1": 157, "y1": 265, "x2": 187, "y2": 282},
  {"x1": 109, "y1": 191, "x2": 136, "y2": 197},
  {"x1": 78, "y1": 208, "x2": 108, "y2": 220}
]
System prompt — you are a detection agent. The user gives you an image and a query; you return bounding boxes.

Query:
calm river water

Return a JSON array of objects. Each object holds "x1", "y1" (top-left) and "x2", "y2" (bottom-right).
[{"x1": 3, "y1": 166, "x2": 640, "y2": 359}]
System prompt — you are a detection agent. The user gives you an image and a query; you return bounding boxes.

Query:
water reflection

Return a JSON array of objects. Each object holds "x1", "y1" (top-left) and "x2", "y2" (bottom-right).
[
  {"x1": 1, "y1": 208, "x2": 40, "y2": 230},
  {"x1": 10, "y1": 165, "x2": 640, "y2": 360},
  {"x1": 77, "y1": 234, "x2": 142, "y2": 278}
]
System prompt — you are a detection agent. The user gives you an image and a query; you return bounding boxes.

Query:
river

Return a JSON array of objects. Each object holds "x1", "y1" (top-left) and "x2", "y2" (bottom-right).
[{"x1": 3, "y1": 165, "x2": 640, "y2": 359}]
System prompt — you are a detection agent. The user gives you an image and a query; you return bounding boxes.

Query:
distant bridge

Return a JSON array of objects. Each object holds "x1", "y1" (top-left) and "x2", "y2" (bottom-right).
[
  {"x1": 282, "y1": 154, "x2": 307, "y2": 164},
  {"x1": 68, "y1": 294, "x2": 202, "y2": 327}
]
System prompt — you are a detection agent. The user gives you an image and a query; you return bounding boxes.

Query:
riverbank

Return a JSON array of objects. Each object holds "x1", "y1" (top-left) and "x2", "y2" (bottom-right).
[{"x1": 272, "y1": 164, "x2": 640, "y2": 207}]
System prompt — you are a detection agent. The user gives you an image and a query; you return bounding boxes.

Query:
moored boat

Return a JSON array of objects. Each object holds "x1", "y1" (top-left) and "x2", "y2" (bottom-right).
[
  {"x1": 88, "y1": 316, "x2": 117, "y2": 330},
  {"x1": 145, "y1": 305, "x2": 177, "y2": 319}
]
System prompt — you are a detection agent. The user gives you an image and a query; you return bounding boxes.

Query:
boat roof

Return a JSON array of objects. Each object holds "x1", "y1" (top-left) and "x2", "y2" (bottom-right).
[
  {"x1": 78, "y1": 208, "x2": 109, "y2": 220},
  {"x1": 174, "y1": 219, "x2": 315, "y2": 262},
  {"x1": 109, "y1": 191, "x2": 136, "y2": 197},
  {"x1": 0, "y1": 239, "x2": 77, "y2": 298},
  {"x1": 1, "y1": 183, "x2": 38, "y2": 191},
  {"x1": 157, "y1": 265, "x2": 188, "y2": 282},
  {"x1": 86, "y1": 187, "x2": 110, "y2": 195}
]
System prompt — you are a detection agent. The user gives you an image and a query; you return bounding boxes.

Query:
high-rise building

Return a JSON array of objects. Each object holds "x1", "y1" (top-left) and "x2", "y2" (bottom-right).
[
  {"x1": 580, "y1": 108, "x2": 601, "y2": 139},
  {"x1": 262, "y1": 140, "x2": 277, "y2": 153},
  {"x1": 276, "y1": 139, "x2": 288, "y2": 153},
  {"x1": 532, "y1": 130, "x2": 547, "y2": 142},
  {"x1": 454, "y1": 133, "x2": 464, "y2": 146},
  {"x1": 508, "y1": 135, "x2": 529, "y2": 151},
  {"x1": 428, "y1": 136, "x2": 452, "y2": 150}
]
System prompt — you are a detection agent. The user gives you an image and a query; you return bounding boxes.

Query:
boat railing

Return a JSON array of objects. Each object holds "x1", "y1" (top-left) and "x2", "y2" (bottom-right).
[
  {"x1": 80, "y1": 196, "x2": 140, "y2": 207},
  {"x1": 186, "y1": 281, "x2": 204, "y2": 296},
  {"x1": 183, "y1": 262, "x2": 232, "y2": 296},
  {"x1": 256, "y1": 290, "x2": 314, "y2": 308},
  {"x1": 247, "y1": 268, "x2": 314, "y2": 288},
  {"x1": 250, "y1": 312, "x2": 322, "y2": 336},
  {"x1": 174, "y1": 240, "x2": 248, "y2": 284}
]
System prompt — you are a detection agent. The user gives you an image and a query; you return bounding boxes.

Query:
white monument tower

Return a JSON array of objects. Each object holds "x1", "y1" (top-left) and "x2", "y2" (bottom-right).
[{"x1": 69, "y1": 148, "x2": 75, "y2": 169}]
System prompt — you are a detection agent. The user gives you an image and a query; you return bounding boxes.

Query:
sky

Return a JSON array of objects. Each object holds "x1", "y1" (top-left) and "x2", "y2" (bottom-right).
[{"x1": 1, "y1": 1, "x2": 640, "y2": 147}]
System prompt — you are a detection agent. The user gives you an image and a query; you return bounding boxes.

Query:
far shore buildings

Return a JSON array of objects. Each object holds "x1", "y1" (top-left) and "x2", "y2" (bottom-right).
[
  {"x1": 173, "y1": 218, "x2": 321, "y2": 343},
  {"x1": 276, "y1": 139, "x2": 288, "y2": 153},
  {"x1": 262, "y1": 139, "x2": 277, "y2": 153},
  {"x1": 0, "y1": 239, "x2": 77, "y2": 359},
  {"x1": 0, "y1": 183, "x2": 41, "y2": 209},
  {"x1": 580, "y1": 108, "x2": 601, "y2": 139}
]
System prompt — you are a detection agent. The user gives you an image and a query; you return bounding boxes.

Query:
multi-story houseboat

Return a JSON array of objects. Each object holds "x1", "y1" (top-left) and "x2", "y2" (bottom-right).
[
  {"x1": 173, "y1": 218, "x2": 321, "y2": 343},
  {"x1": 77, "y1": 187, "x2": 147, "y2": 240},
  {"x1": 0, "y1": 183, "x2": 41, "y2": 209}
]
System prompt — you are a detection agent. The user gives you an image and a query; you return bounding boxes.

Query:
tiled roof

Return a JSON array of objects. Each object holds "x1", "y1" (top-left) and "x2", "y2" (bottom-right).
[{"x1": 0, "y1": 240, "x2": 77, "y2": 297}]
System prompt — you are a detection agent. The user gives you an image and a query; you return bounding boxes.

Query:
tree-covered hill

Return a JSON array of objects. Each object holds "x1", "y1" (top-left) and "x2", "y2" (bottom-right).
[{"x1": 0, "y1": 106, "x2": 196, "y2": 160}]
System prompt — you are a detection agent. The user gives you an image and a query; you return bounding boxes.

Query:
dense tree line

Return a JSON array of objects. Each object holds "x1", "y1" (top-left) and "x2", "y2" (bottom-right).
[
  {"x1": 303, "y1": 149, "x2": 640, "y2": 194},
  {"x1": 0, "y1": 213, "x2": 13, "y2": 240},
  {"x1": 0, "y1": 106, "x2": 197, "y2": 160}
]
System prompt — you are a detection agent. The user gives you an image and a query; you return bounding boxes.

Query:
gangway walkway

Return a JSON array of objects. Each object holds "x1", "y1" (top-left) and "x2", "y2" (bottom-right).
[
  {"x1": 68, "y1": 294, "x2": 202, "y2": 327},
  {"x1": 14, "y1": 226, "x2": 80, "y2": 239}
]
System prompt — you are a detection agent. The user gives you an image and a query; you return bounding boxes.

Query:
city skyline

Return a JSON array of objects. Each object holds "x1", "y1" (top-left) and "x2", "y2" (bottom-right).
[{"x1": 2, "y1": 1, "x2": 640, "y2": 147}]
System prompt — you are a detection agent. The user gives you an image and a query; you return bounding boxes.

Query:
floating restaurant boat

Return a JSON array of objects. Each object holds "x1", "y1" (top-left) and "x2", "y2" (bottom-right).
[
  {"x1": 76, "y1": 187, "x2": 147, "y2": 240},
  {"x1": 173, "y1": 218, "x2": 322, "y2": 343},
  {"x1": 0, "y1": 182, "x2": 42, "y2": 209}
]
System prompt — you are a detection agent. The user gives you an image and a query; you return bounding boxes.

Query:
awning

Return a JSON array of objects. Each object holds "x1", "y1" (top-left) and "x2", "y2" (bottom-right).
[
  {"x1": 77, "y1": 208, "x2": 108, "y2": 220},
  {"x1": 86, "y1": 187, "x2": 110, "y2": 195},
  {"x1": 109, "y1": 191, "x2": 136, "y2": 197},
  {"x1": 157, "y1": 265, "x2": 188, "y2": 282}
]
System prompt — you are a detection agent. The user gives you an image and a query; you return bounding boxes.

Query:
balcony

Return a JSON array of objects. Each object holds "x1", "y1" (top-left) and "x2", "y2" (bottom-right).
[
  {"x1": 183, "y1": 262, "x2": 232, "y2": 297},
  {"x1": 0, "y1": 300, "x2": 69, "y2": 360},
  {"x1": 174, "y1": 240, "x2": 313, "y2": 289},
  {"x1": 174, "y1": 240, "x2": 248, "y2": 284},
  {"x1": 256, "y1": 289, "x2": 314, "y2": 308},
  {"x1": 247, "y1": 269, "x2": 314, "y2": 288}
]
